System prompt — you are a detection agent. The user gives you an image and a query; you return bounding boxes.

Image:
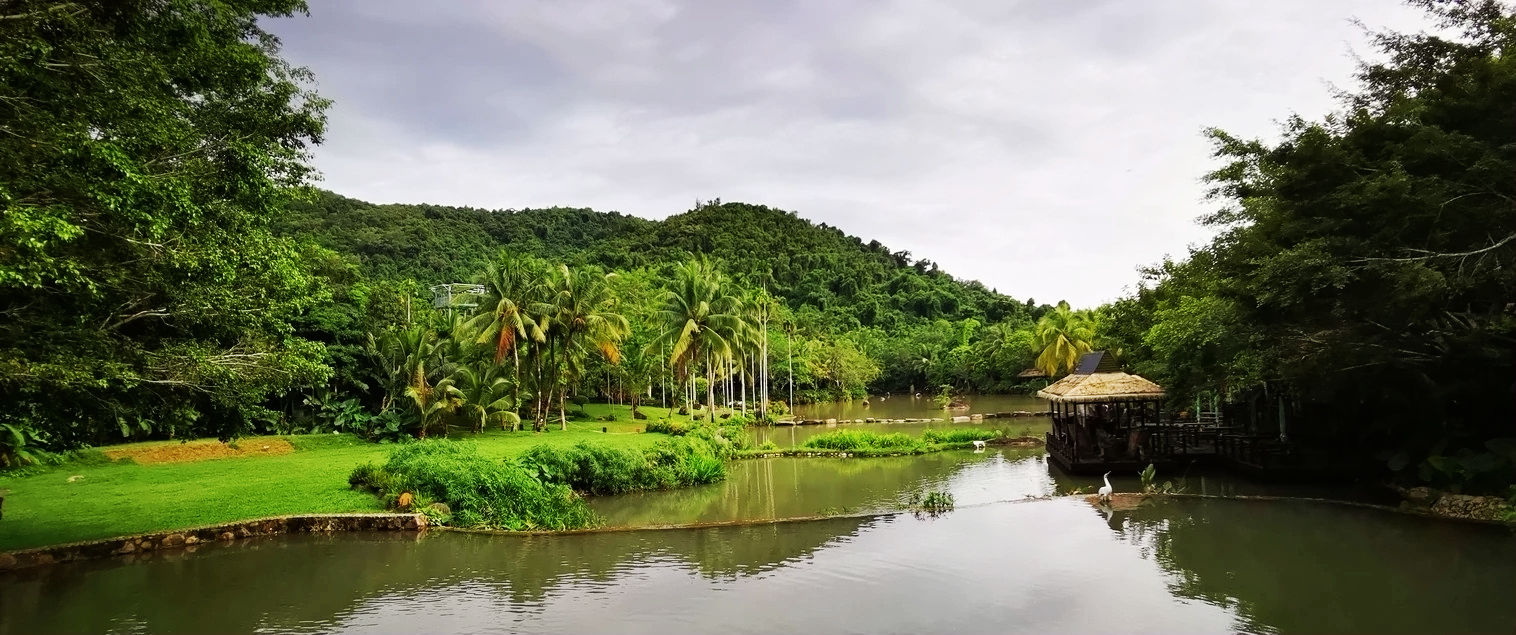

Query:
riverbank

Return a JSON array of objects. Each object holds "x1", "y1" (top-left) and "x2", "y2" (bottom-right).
[
  {"x1": 0, "y1": 405, "x2": 1027, "y2": 551},
  {"x1": 0, "y1": 406, "x2": 690, "y2": 551}
]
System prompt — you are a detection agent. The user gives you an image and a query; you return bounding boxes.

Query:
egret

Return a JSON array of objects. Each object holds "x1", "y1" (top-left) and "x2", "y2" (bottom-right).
[{"x1": 1098, "y1": 471, "x2": 1113, "y2": 503}]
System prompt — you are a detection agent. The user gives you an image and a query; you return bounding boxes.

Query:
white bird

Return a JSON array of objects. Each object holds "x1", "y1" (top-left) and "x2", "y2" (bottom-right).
[{"x1": 1098, "y1": 471, "x2": 1114, "y2": 503}]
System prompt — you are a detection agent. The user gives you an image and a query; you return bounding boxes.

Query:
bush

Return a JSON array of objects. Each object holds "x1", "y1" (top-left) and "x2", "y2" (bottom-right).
[
  {"x1": 518, "y1": 435, "x2": 731, "y2": 495},
  {"x1": 349, "y1": 441, "x2": 597, "y2": 530},
  {"x1": 921, "y1": 428, "x2": 1004, "y2": 444},
  {"x1": 644, "y1": 419, "x2": 689, "y2": 436},
  {"x1": 803, "y1": 430, "x2": 924, "y2": 452}
]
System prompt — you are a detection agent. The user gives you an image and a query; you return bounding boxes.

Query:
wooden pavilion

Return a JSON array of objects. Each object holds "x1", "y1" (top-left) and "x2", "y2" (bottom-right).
[{"x1": 1038, "y1": 351, "x2": 1187, "y2": 474}]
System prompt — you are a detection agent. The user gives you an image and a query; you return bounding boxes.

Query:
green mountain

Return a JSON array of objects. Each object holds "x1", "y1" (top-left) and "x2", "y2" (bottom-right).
[{"x1": 278, "y1": 191, "x2": 1040, "y2": 332}]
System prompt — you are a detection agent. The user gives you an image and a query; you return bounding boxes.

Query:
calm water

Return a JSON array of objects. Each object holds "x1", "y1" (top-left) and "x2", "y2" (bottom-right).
[
  {"x1": 792, "y1": 393, "x2": 1047, "y2": 420},
  {"x1": 2, "y1": 497, "x2": 1512, "y2": 634},
  {"x1": 758, "y1": 394, "x2": 1052, "y2": 447}
]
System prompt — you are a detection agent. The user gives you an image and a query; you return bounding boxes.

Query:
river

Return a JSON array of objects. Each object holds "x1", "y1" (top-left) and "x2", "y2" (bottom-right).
[
  {"x1": 757, "y1": 394, "x2": 1052, "y2": 448},
  {"x1": 2, "y1": 446, "x2": 1512, "y2": 634}
]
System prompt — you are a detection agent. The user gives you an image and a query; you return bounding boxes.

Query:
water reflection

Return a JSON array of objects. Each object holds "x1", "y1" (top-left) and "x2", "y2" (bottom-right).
[
  {"x1": 792, "y1": 393, "x2": 1047, "y2": 421},
  {"x1": 590, "y1": 448, "x2": 1050, "y2": 526},
  {"x1": 2, "y1": 498, "x2": 1512, "y2": 634}
]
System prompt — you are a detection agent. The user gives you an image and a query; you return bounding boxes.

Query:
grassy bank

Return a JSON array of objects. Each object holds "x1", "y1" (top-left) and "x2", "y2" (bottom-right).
[{"x1": 0, "y1": 405, "x2": 702, "y2": 551}]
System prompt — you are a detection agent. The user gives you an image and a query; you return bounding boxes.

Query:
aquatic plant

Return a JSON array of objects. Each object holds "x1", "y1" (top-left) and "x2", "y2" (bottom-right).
[
  {"x1": 921, "y1": 428, "x2": 1004, "y2": 444},
  {"x1": 907, "y1": 490, "x2": 955, "y2": 516},
  {"x1": 802, "y1": 430, "x2": 924, "y2": 452}
]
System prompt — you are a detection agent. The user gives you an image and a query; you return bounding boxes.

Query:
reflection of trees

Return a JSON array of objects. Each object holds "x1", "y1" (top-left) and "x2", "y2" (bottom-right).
[
  {"x1": 590, "y1": 454, "x2": 988, "y2": 526},
  {"x1": 1116, "y1": 499, "x2": 1516, "y2": 634},
  {"x1": 0, "y1": 517, "x2": 875, "y2": 634}
]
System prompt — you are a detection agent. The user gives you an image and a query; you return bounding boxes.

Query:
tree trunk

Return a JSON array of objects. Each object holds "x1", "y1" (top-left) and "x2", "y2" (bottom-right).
[{"x1": 706, "y1": 353, "x2": 717, "y2": 423}]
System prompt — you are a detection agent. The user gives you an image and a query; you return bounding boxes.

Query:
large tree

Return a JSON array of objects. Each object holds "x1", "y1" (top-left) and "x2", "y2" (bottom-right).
[
  {"x1": 0, "y1": 0, "x2": 332, "y2": 446},
  {"x1": 1111, "y1": 0, "x2": 1516, "y2": 490}
]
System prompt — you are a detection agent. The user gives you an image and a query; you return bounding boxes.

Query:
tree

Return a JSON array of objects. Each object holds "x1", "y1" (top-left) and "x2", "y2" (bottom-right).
[
  {"x1": 1033, "y1": 301, "x2": 1096, "y2": 377},
  {"x1": 450, "y1": 364, "x2": 519, "y2": 432},
  {"x1": 463, "y1": 252, "x2": 547, "y2": 422},
  {"x1": 1108, "y1": 0, "x2": 1516, "y2": 490},
  {"x1": 0, "y1": 0, "x2": 333, "y2": 445},
  {"x1": 542, "y1": 265, "x2": 628, "y2": 430},
  {"x1": 649, "y1": 259, "x2": 748, "y2": 422}
]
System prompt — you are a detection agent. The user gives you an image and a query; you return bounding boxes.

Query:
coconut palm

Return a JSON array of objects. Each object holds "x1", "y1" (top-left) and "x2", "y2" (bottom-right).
[
  {"x1": 410, "y1": 374, "x2": 464, "y2": 439},
  {"x1": 543, "y1": 265, "x2": 629, "y2": 430},
  {"x1": 450, "y1": 364, "x2": 520, "y2": 432},
  {"x1": 463, "y1": 253, "x2": 547, "y2": 422},
  {"x1": 648, "y1": 259, "x2": 748, "y2": 422},
  {"x1": 1033, "y1": 301, "x2": 1096, "y2": 377},
  {"x1": 366, "y1": 325, "x2": 456, "y2": 437}
]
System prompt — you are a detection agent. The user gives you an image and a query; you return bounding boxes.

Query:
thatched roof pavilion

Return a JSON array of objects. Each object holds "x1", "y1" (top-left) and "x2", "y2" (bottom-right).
[
  {"x1": 1036, "y1": 370, "x2": 1165, "y2": 403},
  {"x1": 1039, "y1": 351, "x2": 1171, "y2": 474}
]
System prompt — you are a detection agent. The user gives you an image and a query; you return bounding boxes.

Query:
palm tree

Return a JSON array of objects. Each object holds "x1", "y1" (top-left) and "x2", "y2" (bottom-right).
[
  {"x1": 366, "y1": 325, "x2": 455, "y2": 437},
  {"x1": 1033, "y1": 301, "x2": 1096, "y2": 377},
  {"x1": 543, "y1": 265, "x2": 629, "y2": 430},
  {"x1": 648, "y1": 259, "x2": 748, "y2": 423},
  {"x1": 450, "y1": 364, "x2": 520, "y2": 432},
  {"x1": 410, "y1": 374, "x2": 463, "y2": 439},
  {"x1": 463, "y1": 253, "x2": 547, "y2": 424}
]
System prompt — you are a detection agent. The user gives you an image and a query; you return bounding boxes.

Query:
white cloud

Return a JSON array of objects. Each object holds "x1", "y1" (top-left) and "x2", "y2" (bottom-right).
[{"x1": 273, "y1": 0, "x2": 1434, "y2": 306}]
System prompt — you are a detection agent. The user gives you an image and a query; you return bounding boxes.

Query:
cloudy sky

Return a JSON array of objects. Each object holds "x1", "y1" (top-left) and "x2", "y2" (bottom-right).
[{"x1": 268, "y1": 1, "x2": 1432, "y2": 307}]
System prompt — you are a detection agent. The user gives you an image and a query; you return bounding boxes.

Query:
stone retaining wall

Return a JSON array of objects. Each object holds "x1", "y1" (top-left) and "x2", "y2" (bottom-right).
[{"x1": 0, "y1": 513, "x2": 427, "y2": 572}]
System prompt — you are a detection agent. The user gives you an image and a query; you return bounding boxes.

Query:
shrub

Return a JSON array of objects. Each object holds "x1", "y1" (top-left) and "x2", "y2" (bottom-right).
[
  {"x1": 350, "y1": 441, "x2": 597, "y2": 530},
  {"x1": 922, "y1": 428, "x2": 1004, "y2": 444},
  {"x1": 518, "y1": 435, "x2": 731, "y2": 495},
  {"x1": 758, "y1": 440, "x2": 780, "y2": 451},
  {"x1": 644, "y1": 419, "x2": 689, "y2": 436},
  {"x1": 803, "y1": 430, "x2": 924, "y2": 452}
]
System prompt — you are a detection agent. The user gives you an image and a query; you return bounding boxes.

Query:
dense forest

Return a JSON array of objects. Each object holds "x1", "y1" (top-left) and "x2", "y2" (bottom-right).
[
  {"x1": 1, "y1": 0, "x2": 1511, "y2": 495},
  {"x1": 1098, "y1": 0, "x2": 1516, "y2": 494}
]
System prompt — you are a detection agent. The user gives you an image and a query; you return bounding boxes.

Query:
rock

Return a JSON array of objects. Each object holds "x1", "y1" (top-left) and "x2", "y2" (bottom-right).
[
  {"x1": 117, "y1": 541, "x2": 136, "y2": 554},
  {"x1": 1428, "y1": 492, "x2": 1507, "y2": 521},
  {"x1": 952, "y1": 416, "x2": 970, "y2": 423},
  {"x1": 865, "y1": 418, "x2": 875, "y2": 423},
  {"x1": 427, "y1": 502, "x2": 451, "y2": 516},
  {"x1": 970, "y1": 414, "x2": 984, "y2": 420},
  {"x1": 219, "y1": 531, "x2": 236, "y2": 541},
  {"x1": 184, "y1": 535, "x2": 200, "y2": 545},
  {"x1": 160, "y1": 534, "x2": 186, "y2": 548},
  {"x1": 0, "y1": 553, "x2": 16, "y2": 569},
  {"x1": 66, "y1": 475, "x2": 84, "y2": 483},
  {"x1": 824, "y1": 418, "x2": 837, "y2": 426},
  {"x1": 1404, "y1": 486, "x2": 1439, "y2": 505},
  {"x1": 397, "y1": 492, "x2": 415, "y2": 510},
  {"x1": 633, "y1": 410, "x2": 648, "y2": 420}
]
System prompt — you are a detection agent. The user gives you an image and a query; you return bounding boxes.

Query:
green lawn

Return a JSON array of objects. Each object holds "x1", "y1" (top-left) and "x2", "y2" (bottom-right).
[{"x1": 0, "y1": 404, "x2": 714, "y2": 551}]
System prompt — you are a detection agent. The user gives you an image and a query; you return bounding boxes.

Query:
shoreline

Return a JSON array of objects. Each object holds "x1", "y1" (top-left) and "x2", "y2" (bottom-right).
[{"x1": 5, "y1": 490, "x2": 1510, "y2": 573}]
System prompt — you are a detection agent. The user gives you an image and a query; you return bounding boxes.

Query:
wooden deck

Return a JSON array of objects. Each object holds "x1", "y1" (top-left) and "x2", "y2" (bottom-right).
[{"x1": 1046, "y1": 424, "x2": 1333, "y2": 478}]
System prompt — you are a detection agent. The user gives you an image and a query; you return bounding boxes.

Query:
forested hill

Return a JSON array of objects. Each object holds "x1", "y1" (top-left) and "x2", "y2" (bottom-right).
[{"x1": 278, "y1": 191, "x2": 1042, "y2": 331}]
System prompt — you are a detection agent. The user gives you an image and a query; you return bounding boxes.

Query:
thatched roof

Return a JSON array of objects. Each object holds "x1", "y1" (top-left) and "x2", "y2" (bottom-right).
[
  {"x1": 1036, "y1": 371, "x2": 1166, "y2": 403},
  {"x1": 1036, "y1": 353, "x2": 1164, "y2": 403},
  {"x1": 1016, "y1": 368, "x2": 1047, "y2": 379}
]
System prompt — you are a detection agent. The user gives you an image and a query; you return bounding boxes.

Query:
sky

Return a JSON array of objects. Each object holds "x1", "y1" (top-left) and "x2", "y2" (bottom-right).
[{"x1": 267, "y1": 1, "x2": 1434, "y2": 307}]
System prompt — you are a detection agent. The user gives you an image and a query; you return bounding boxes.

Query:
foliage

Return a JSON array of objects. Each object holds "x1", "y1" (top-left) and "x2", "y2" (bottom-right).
[
  {"x1": 1101, "y1": 0, "x2": 1516, "y2": 493},
  {"x1": 1033, "y1": 301, "x2": 1096, "y2": 377},
  {"x1": 921, "y1": 428, "x2": 1004, "y2": 444},
  {"x1": 906, "y1": 490, "x2": 955, "y2": 516},
  {"x1": 0, "y1": 0, "x2": 334, "y2": 447},
  {"x1": 349, "y1": 440, "x2": 598, "y2": 530},
  {"x1": 803, "y1": 430, "x2": 925, "y2": 452},
  {"x1": 518, "y1": 437, "x2": 729, "y2": 495}
]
